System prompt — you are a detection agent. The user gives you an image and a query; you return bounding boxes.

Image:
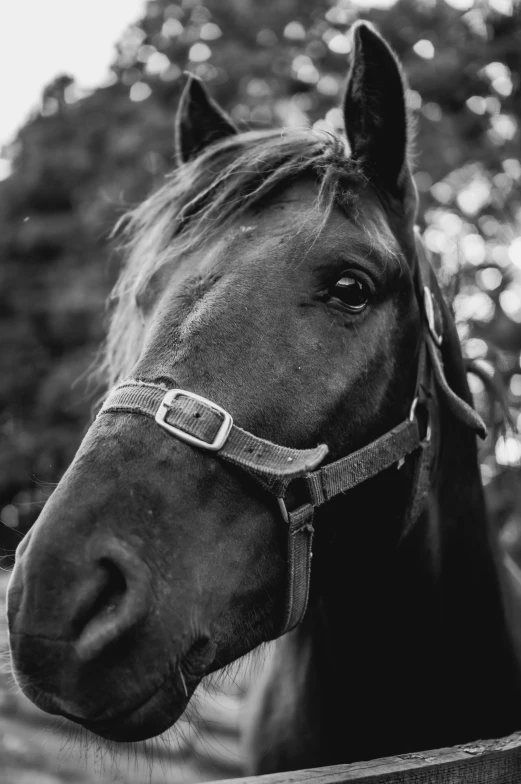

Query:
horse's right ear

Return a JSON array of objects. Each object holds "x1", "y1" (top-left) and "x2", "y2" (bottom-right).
[
  {"x1": 175, "y1": 74, "x2": 238, "y2": 165},
  {"x1": 343, "y1": 22, "x2": 410, "y2": 197}
]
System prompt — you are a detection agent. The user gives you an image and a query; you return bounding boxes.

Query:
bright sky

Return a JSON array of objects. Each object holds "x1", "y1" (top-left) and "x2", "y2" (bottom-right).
[
  {"x1": 0, "y1": 0, "x2": 400, "y2": 180},
  {"x1": 0, "y1": 0, "x2": 146, "y2": 150}
]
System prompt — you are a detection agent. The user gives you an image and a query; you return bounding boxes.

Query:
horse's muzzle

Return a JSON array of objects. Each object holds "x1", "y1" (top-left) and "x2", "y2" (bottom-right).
[
  {"x1": 79, "y1": 636, "x2": 216, "y2": 741},
  {"x1": 8, "y1": 533, "x2": 152, "y2": 660},
  {"x1": 8, "y1": 531, "x2": 166, "y2": 737}
]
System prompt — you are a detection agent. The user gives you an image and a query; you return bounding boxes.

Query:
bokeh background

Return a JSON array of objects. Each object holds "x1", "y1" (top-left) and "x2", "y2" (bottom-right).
[{"x1": 0, "y1": 0, "x2": 521, "y2": 781}]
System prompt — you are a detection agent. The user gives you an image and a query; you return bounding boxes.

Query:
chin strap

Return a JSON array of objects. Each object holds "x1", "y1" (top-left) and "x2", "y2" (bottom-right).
[{"x1": 98, "y1": 244, "x2": 486, "y2": 637}]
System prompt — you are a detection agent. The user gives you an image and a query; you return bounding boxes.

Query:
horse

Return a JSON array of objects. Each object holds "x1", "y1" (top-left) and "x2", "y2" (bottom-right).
[{"x1": 7, "y1": 22, "x2": 521, "y2": 774}]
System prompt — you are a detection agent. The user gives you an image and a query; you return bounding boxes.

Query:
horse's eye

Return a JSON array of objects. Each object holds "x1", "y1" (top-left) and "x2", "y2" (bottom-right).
[{"x1": 332, "y1": 276, "x2": 370, "y2": 312}]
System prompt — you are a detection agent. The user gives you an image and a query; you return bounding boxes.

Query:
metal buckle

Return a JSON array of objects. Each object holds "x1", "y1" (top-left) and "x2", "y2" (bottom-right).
[
  {"x1": 155, "y1": 390, "x2": 233, "y2": 452},
  {"x1": 398, "y1": 396, "x2": 431, "y2": 471},
  {"x1": 409, "y1": 395, "x2": 431, "y2": 442},
  {"x1": 424, "y1": 286, "x2": 443, "y2": 346}
]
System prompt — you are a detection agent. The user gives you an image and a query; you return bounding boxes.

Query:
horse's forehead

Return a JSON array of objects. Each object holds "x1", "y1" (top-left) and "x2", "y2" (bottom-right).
[
  {"x1": 242, "y1": 180, "x2": 326, "y2": 237},
  {"x1": 163, "y1": 181, "x2": 399, "y2": 293},
  {"x1": 226, "y1": 181, "x2": 398, "y2": 260}
]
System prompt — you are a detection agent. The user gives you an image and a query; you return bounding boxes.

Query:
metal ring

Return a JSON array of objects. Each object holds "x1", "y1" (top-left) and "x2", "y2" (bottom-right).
[{"x1": 409, "y1": 396, "x2": 431, "y2": 443}]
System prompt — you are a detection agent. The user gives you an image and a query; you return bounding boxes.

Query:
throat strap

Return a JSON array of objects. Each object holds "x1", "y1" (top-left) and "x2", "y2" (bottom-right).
[{"x1": 276, "y1": 417, "x2": 424, "y2": 633}]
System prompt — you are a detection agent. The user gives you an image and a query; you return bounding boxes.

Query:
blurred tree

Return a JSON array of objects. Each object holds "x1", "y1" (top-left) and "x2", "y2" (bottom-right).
[{"x1": 1, "y1": 0, "x2": 520, "y2": 551}]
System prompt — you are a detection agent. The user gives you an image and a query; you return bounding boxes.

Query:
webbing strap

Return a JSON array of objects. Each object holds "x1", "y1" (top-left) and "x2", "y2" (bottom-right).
[
  {"x1": 400, "y1": 438, "x2": 432, "y2": 542},
  {"x1": 283, "y1": 504, "x2": 315, "y2": 633},
  {"x1": 301, "y1": 418, "x2": 421, "y2": 507},
  {"x1": 99, "y1": 381, "x2": 328, "y2": 481}
]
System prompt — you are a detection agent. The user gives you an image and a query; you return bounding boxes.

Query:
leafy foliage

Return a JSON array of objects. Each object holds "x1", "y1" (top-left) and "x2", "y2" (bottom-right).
[{"x1": 1, "y1": 0, "x2": 520, "y2": 547}]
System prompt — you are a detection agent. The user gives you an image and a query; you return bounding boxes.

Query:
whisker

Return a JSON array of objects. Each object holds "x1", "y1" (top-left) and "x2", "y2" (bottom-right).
[{"x1": 178, "y1": 666, "x2": 189, "y2": 698}]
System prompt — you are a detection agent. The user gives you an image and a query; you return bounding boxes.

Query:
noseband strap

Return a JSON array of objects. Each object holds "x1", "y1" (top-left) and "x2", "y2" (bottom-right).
[
  {"x1": 98, "y1": 244, "x2": 487, "y2": 638},
  {"x1": 98, "y1": 383, "x2": 328, "y2": 482}
]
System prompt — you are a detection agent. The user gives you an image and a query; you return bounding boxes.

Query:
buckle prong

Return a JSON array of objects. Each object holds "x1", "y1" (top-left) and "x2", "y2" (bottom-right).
[
  {"x1": 155, "y1": 390, "x2": 233, "y2": 452},
  {"x1": 277, "y1": 497, "x2": 289, "y2": 524}
]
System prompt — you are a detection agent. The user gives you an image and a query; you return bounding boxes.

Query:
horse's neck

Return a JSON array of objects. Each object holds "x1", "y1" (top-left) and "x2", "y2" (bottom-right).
[{"x1": 277, "y1": 415, "x2": 521, "y2": 764}]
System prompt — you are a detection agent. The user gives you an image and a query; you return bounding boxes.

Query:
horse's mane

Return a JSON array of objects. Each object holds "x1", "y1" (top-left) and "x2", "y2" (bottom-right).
[{"x1": 101, "y1": 127, "x2": 369, "y2": 388}]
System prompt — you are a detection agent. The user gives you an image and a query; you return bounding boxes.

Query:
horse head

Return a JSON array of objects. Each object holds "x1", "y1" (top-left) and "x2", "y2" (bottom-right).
[{"x1": 7, "y1": 24, "x2": 483, "y2": 744}]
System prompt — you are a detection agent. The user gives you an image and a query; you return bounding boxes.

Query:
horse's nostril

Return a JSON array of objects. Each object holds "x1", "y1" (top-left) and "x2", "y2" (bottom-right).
[
  {"x1": 73, "y1": 543, "x2": 151, "y2": 664},
  {"x1": 72, "y1": 560, "x2": 127, "y2": 639}
]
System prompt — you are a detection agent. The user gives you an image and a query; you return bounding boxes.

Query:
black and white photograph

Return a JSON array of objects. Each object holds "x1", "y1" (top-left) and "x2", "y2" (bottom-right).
[{"x1": 1, "y1": 0, "x2": 521, "y2": 782}]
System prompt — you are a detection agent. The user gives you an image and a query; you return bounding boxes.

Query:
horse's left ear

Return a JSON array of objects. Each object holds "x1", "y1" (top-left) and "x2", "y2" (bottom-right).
[
  {"x1": 175, "y1": 74, "x2": 238, "y2": 165},
  {"x1": 343, "y1": 22, "x2": 410, "y2": 197}
]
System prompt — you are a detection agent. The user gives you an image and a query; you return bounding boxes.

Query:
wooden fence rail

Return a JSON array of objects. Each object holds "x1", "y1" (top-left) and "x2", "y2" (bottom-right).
[{"x1": 213, "y1": 732, "x2": 521, "y2": 784}]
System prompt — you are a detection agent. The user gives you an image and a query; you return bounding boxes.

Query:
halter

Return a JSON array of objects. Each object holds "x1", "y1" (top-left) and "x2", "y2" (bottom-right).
[{"x1": 98, "y1": 235, "x2": 486, "y2": 637}]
